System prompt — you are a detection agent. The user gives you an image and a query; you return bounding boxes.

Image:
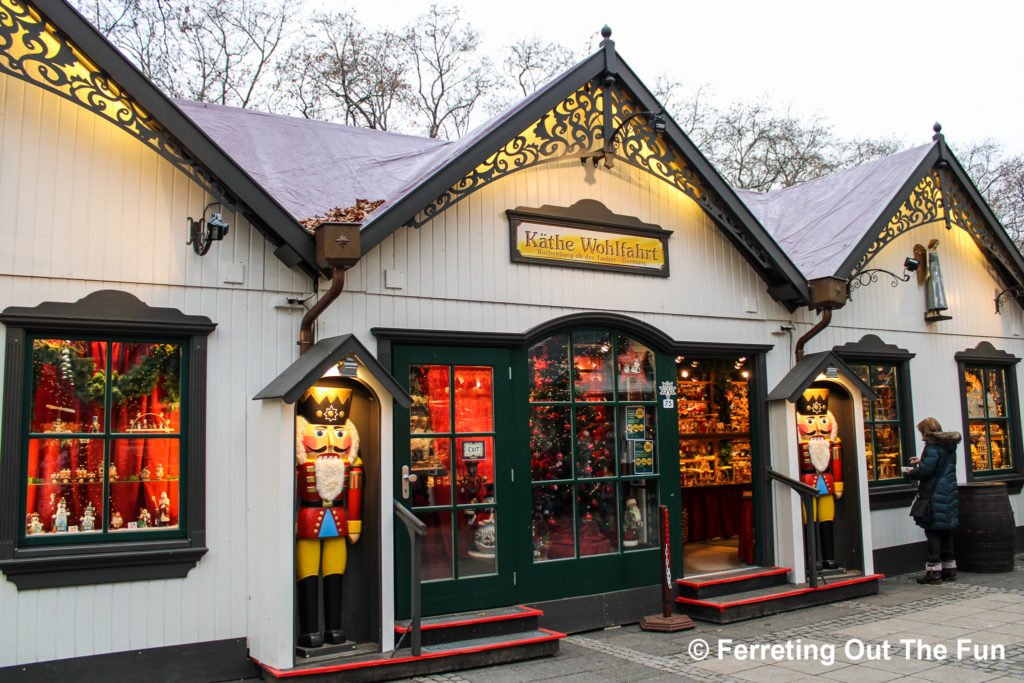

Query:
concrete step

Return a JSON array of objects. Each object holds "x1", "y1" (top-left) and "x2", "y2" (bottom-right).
[{"x1": 676, "y1": 566, "x2": 791, "y2": 599}]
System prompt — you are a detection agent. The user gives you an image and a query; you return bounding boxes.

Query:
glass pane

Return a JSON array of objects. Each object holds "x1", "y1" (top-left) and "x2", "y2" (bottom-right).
[
  {"x1": 864, "y1": 434, "x2": 876, "y2": 481},
  {"x1": 458, "y1": 506, "x2": 496, "y2": 577},
  {"x1": 109, "y1": 439, "x2": 180, "y2": 530},
  {"x1": 616, "y1": 337, "x2": 655, "y2": 401},
  {"x1": 968, "y1": 421, "x2": 991, "y2": 472},
  {"x1": 528, "y1": 334, "x2": 570, "y2": 402},
  {"x1": 25, "y1": 438, "x2": 105, "y2": 535},
  {"x1": 409, "y1": 365, "x2": 451, "y2": 433},
  {"x1": 573, "y1": 331, "x2": 614, "y2": 402},
  {"x1": 621, "y1": 405, "x2": 657, "y2": 475},
  {"x1": 575, "y1": 405, "x2": 615, "y2": 478},
  {"x1": 577, "y1": 482, "x2": 617, "y2": 557},
  {"x1": 418, "y1": 510, "x2": 453, "y2": 581},
  {"x1": 454, "y1": 366, "x2": 493, "y2": 433},
  {"x1": 532, "y1": 484, "x2": 573, "y2": 561},
  {"x1": 873, "y1": 425, "x2": 902, "y2": 481},
  {"x1": 989, "y1": 421, "x2": 1012, "y2": 470},
  {"x1": 110, "y1": 343, "x2": 182, "y2": 433},
  {"x1": 409, "y1": 437, "x2": 451, "y2": 507},
  {"x1": 965, "y1": 368, "x2": 986, "y2": 418},
  {"x1": 30, "y1": 340, "x2": 107, "y2": 433},
  {"x1": 454, "y1": 437, "x2": 494, "y2": 504},
  {"x1": 985, "y1": 368, "x2": 1007, "y2": 418},
  {"x1": 871, "y1": 365, "x2": 898, "y2": 421},
  {"x1": 530, "y1": 405, "x2": 571, "y2": 481},
  {"x1": 715, "y1": 439, "x2": 751, "y2": 485},
  {"x1": 621, "y1": 479, "x2": 659, "y2": 551}
]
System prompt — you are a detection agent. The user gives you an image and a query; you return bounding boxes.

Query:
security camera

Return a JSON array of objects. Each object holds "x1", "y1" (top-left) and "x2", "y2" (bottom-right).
[
  {"x1": 206, "y1": 213, "x2": 230, "y2": 241},
  {"x1": 903, "y1": 257, "x2": 920, "y2": 272}
]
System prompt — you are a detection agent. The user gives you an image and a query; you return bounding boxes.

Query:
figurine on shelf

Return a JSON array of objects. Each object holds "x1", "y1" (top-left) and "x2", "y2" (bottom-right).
[
  {"x1": 26, "y1": 512, "x2": 44, "y2": 535},
  {"x1": 294, "y1": 379, "x2": 363, "y2": 648},
  {"x1": 153, "y1": 492, "x2": 171, "y2": 526},
  {"x1": 108, "y1": 464, "x2": 117, "y2": 481},
  {"x1": 53, "y1": 496, "x2": 69, "y2": 533},
  {"x1": 90, "y1": 415, "x2": 101, "y2": 433},
  {"x1": 109, "y1": 510, "x2": 124, "y2": 530},
  {"x1": 796, "y1": 387, "x2": 843, "y2": 570},
  {"x1": 137, "y1": 507, "x2": 151, "y2": 528},
  {"x1": 155, "y1": 463, "x2": 164, "y2": 479},
  {"x1": 80, "y1": 502, "x2": 96, "y2": 531},
  {"x1": 140, "y1": 466, "x2": 150, "y2": 482},
  {"x1": 623, "y1": 497, "x2": 642, "y2": 547},
  {"x1": 75, "y1": 466, "x2": 89, "y2": 482}
]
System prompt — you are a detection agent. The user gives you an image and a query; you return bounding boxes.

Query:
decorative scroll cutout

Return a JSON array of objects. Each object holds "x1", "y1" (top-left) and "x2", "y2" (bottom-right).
[
  {"x1": 413, "y1": 78, "x2": 772, "y2": 269},
  {"x1": 0, "y1": 0, "x2": 230, "y2": 201},
  {"x1": 853, "y1": 165, "x2": 1024, "y2": 287}
]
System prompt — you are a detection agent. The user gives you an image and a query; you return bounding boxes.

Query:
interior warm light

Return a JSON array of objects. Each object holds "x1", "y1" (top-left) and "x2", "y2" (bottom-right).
[
  {"x1": 681, "y1": 370, "x2": 689, "y2": 378},
  {"x1": 741, "y1": 370, "x2": 750, "y2": 379}
]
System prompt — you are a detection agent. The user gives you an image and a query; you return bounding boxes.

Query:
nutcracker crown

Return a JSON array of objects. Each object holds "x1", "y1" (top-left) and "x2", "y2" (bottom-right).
[
  {"x1": 796, "y1": 387, "x2": 829, "y2": 416},
  {"x1": 297, "y1": 379, "x2": 354, "y2": 424}
]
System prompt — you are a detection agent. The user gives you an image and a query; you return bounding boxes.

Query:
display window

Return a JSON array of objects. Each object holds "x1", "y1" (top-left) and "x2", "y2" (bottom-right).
[
  {"x1": 24, "y1": 339, "x2": 183, "y2": 541},
  {"x1": 409, "y1": 364, "x2": 497, "y2": 581},
  {"x1": 850, "y1": 363, "x2": 907, "y2": 482},
  {"x1": 0, "y1": 291, "x2": 213, "y2": 590},
  {"x1": 963, "y1": 366, "x2": 1015, "y2": 473},
  {"x1": 528, "y1": 331, "x2": 659, "y2": 562}
]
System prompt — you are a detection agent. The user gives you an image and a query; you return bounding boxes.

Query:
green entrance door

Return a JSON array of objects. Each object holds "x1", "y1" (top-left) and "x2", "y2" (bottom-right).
[{"x1": 394, "y1": 346, "x2": 516, "y2": 616}]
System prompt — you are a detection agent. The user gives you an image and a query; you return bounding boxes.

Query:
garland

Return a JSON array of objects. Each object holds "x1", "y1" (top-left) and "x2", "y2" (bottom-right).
[{"x1": 32, "y1": 341, "x2": 181, "y2": 406}]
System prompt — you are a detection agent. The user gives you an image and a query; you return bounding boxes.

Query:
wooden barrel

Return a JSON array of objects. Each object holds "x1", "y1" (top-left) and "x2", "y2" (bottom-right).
[{"x1": 953, "y1": 482, "x2": 1017, "y2": 572}]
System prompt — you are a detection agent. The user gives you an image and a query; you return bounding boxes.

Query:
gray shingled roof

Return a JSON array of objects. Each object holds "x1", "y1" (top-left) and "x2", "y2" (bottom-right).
[
  {"x1": 734, "y1": 143, "x2": 935, "y2": 280},
  {"x1": 175, "y1": 99, "x2": 452, "y2": 222}
]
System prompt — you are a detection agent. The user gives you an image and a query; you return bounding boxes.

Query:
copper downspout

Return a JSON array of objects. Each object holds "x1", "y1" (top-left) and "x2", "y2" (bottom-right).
[
  {"x1": 794, "y1": 308, "x2": 832, "y2": 362},
  {"x1": 299, "y1": 268, "x2": 345, "y2": 356}
]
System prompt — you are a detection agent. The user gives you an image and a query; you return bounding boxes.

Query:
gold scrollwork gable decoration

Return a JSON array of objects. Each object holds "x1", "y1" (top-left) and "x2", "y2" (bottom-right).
[
  {"x1": 0, "y1": 0, "x2": 231, "y2": 203},
  {"x1": 851, "y1": 167, "x2": 1024, "y2": 287},
  {"x1": 412, "y1": 77, "x2": 773, "y2": 271}
]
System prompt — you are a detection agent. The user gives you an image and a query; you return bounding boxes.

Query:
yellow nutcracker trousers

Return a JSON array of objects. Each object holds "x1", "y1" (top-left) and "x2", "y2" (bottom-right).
[{"x1": 296, "y1": 537, "x2": 347, "y2": 580}]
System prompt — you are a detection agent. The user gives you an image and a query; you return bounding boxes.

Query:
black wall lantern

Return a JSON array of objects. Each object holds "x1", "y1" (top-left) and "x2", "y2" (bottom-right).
[{"x1": 186, "y1": 202, "x2": 230, "y2": 256}]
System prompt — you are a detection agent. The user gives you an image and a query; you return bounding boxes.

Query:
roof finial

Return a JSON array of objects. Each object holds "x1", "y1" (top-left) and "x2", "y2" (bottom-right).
[
  {"x1": 601, "y1": 25, "x2": 612, "y2": 39},
  {"x1": 932, "y1": 122, "x2": 943, "y2": 141}
]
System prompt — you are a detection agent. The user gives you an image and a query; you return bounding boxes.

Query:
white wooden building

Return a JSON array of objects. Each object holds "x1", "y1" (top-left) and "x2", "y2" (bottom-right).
[{"x1": 0, "y1": 1, "x2": 1021, "y2": 680}]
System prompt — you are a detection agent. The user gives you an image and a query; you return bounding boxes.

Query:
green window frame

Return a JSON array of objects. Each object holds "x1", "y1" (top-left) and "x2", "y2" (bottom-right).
[
  {"x1": 955, "y1": 342, "x2": 1023, "y2": 484},
  {"x1": 528, "y1": 330, "x2": 661, "y2": 562},
  {"x1": 0, "y1": 291, "x2": 215, "y2": 589}
]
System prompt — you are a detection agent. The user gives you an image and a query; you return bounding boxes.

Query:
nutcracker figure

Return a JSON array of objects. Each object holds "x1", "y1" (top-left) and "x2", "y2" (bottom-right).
[
  {"x1": 295, "y1": 379, "x2": 362, "y2": 648},
  {"x1": 796, "y1": 387, "x2": 843, "y2": 569}
]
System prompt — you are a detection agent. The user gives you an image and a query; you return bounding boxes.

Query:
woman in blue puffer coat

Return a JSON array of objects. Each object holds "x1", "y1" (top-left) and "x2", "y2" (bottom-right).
[{"x1": 902, "y1": 417, "x2": 962, "y2": 584}]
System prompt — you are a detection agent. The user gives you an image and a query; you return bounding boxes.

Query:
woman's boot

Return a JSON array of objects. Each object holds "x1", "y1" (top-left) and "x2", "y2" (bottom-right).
[
  {"x1": 917, "y1": 562, "x2": 943, "y2": 585},
  {"x1": 941, "y1": 560, "x2": 957, "y2": 581}
]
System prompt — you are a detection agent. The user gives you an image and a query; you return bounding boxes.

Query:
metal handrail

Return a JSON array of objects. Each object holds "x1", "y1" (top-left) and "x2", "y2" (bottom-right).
[
  {"x1": 392, "y1": 501, "x2": 426, "y2": 657},
  {"x1": 766, "y1": 468, "x2": 824, "y2": 588}
]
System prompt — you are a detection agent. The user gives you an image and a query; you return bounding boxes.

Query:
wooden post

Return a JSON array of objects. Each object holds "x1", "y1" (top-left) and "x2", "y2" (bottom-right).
[{"x1": 640, "y1": 505, "x2": 695, "y2": 632}]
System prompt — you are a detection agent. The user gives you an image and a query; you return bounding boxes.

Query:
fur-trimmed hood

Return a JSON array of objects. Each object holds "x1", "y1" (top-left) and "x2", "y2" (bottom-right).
[{"x1": 923, "y1": 431, "x2": 962, "y2": 447}]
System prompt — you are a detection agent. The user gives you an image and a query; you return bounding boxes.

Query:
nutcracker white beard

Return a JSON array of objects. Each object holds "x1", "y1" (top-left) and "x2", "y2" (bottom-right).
[
  {"x1": 315, "y1": 456, "x2": 346, "y2": 502},
  {"x1": 808, "y1": 437, "x2": 831, "y2": 473}
]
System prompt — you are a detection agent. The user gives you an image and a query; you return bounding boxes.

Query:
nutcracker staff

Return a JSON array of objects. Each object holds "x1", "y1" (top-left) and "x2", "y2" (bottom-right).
[
  {"x1": 295, "y1": 379, "x2": 362, "y2": 648},
  {"x1": 796, "y1": 387, "x2": 843, "y2": 569}
]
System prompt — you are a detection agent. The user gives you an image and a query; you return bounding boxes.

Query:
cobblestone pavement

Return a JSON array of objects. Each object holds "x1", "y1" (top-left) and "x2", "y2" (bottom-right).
[{"x1": 396, "y1": 554, "x2": 1024, "y2": 683}]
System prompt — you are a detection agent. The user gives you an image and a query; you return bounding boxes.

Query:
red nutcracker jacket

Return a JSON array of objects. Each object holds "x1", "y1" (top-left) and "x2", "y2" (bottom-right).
[
  {"x1": 295, "y1": 457, "x2": 363, "y2": 539},
  {"x1": 797, "y1": 440, "x2": 843, "y2": 496}
]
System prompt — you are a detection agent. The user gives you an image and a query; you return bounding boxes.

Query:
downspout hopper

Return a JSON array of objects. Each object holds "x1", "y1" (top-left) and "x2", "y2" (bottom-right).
[
  {"x1": 298, "y1": 222, "x2": 361, "y2": 356},
  {"x1": 794, "y1": 277, "x2": 847, "y2": 362}
]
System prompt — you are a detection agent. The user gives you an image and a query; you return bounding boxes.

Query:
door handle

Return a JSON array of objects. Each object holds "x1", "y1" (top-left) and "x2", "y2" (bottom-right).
[{"x1": 401, "y1": 465, "x2": 418, "y2": 499}]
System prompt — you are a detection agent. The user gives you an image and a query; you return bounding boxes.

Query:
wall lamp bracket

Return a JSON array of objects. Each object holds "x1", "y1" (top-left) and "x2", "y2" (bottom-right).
[
  {"x1": 846, "y1": 257, "x2": 919, "y2": 300},
  {"x1": 186, "y1": 202, "x2": 230, "y2": 256},
  {"x1": 994, "y1": 285, "x2": 1024, "y2": 314}
]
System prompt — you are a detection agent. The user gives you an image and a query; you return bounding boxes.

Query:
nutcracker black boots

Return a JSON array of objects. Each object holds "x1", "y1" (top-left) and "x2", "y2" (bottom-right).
[
  {"x1": 323, "y1": 573, "x2": 346, "y2": 645},
  {"x1": 819, "y1": 521, "x2": 838, "y2": 570},
  {"x1": 297, "y1": 576, "x2": 323, "y2": 648}
]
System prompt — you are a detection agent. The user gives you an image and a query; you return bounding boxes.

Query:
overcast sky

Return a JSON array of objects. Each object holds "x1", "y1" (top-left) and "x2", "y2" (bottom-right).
[{"x1": 351, "y1": 0, "x2": 1024, "y2": 155}]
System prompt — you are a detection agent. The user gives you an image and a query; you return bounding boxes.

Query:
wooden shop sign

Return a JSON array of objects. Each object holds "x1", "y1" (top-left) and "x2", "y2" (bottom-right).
[{"x1": 507, "y1": 202, "x2": 671, "y2": 276}]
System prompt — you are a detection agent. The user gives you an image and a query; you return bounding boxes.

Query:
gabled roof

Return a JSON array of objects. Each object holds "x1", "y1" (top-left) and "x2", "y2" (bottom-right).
[
  {"x1": 735, "y1": 144, "x2": 935, "y2": 280},
  {"x1": 767, "y1": 351, "x2": 877, "y2": 403},
  {"x1": 737, "y1": 134, "x2": 1024, "y2": 295},
  {"x1": 254, "y1": 334, "x2": 410, "y2": 407},
  {"x1": 10, "y1": 0, "x2": 320, "y2": 276}
]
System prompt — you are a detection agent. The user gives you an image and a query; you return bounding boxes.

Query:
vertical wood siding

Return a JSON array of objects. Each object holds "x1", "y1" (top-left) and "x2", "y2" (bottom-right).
[{"x1": 0, "y1": 74, "x2": 311, "y2": 666}]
